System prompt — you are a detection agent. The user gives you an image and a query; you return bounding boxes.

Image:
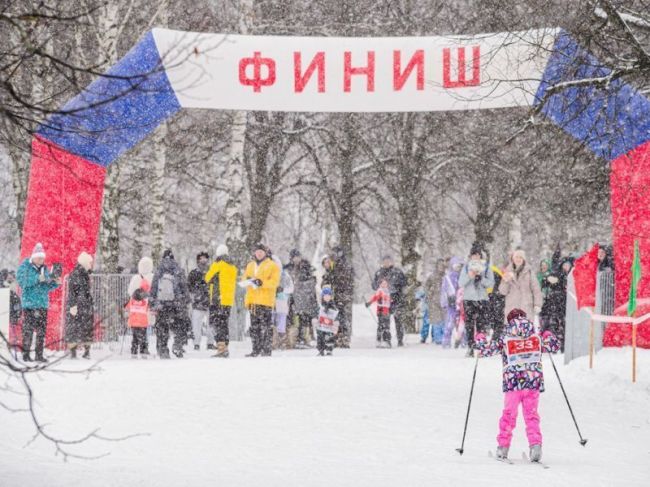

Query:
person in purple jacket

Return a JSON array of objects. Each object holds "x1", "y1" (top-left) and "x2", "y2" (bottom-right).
[
  {"x1": 474, "y1": 308, "x2": 559, "y2": 463},
  {"x1": 440, "y1": 257, "x2": 463, "y2": 348}
]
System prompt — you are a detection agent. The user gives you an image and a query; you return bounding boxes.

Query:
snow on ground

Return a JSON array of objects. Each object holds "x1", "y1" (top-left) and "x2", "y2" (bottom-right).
[{"x1": 2, "y1": 305, "x2": 649, "y2": 487}]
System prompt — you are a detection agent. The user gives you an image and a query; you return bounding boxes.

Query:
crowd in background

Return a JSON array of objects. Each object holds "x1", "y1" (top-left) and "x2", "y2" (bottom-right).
[
  {"x1": 416, "y1": 241, "x2": 616, "y2": 356},
  {"x1": 2, "y1": 238, "x2": 617, "y2": 361}
]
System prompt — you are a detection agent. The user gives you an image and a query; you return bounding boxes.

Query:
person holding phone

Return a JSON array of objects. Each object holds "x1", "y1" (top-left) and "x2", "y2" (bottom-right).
[{"x1": 16, "y1": 243, "x2": 61, "y2": 362}]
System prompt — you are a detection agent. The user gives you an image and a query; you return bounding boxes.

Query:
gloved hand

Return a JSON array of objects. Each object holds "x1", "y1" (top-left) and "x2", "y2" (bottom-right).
[
  {"x1": 365, "y1": 302, "x2": 371, "y2": 308},
  {"x1": 70, "y1": 306, "x2": 78, "y2": 317},
  {"x1": 547, "y1": 275, "x2": 559, "y2": 284},
  {"x1": 534, "y1": 306, "x2": 541, "y2": 315},
  {"x1": 252, "y1": 278, "x2": 263, "y2": 287},
  {"x1": 541, "y1": 330, "x2": 555, "y2": 348},
  {"x1": 277, "y1": 286, "x2": 283, "y2": 293}
]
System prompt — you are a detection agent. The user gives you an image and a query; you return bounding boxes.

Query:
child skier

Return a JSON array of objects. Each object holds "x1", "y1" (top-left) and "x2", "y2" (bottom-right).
[
  {"x1": 474, "y1": 308, "x2": 559, "y2": 462},
  {"x1": 313, "y1": 287, "x2": 339, "y2": 356},
  {"x1": 366, "y1": 278, "x2": 392, "y2": 348}
]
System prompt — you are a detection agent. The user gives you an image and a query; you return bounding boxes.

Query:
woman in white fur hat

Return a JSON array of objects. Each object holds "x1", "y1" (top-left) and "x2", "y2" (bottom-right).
[{"x1": 65, "y1": 252, "x2": 95, "y2": 359}]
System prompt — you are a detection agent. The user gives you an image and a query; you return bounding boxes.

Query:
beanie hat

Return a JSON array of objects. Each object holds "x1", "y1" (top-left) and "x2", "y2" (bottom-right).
[
  {"x1": 469, "y1": 241, "x2": 484, "y2": 257},
  {"x1": 31, "y1": 242, "x2": 46, "y2": 261},
  {"x1": 507, "y1": 308, "x2": 527, "y2": 322},
  {"x1": 77, "y1": 251, "x2": 93, "y2": 271},
  {"x1": 289, "y1": 248, "x2": 301, "y2": 259},
  {"x1": 382, "y1": 254, "x2": 393, "y2": 261},
  {"x1": 321, "y1": 286, "x2": 333, "y2": 297},
  {"x1": 196, "y1": 251, "x2": 210, "y2": 262},
  {"x1": 216, "y1": 244, "x2": 228, "y2": 257},
  {"x1": 253, "y1": 243, "x2": 267, "y2": 253},
  {"x1": 162, "y1": 249, "x2": 174, "y2": 260}
]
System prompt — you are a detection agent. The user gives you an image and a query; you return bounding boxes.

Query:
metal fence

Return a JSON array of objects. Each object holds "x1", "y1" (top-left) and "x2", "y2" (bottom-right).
[
  {"x1": 564, "y1": 269, "x2": 615, "y2": 365},
  {"x1": 60, "y1": 273, "x2": 132, "y2": 352}
]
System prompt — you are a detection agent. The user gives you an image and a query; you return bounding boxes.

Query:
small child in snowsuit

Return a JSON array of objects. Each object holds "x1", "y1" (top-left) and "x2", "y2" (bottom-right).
[
  {"x1": 366, "y1": 278, "x2": 392, "y2": 348},
  {"x1": 313, "y1": 287, "x2": 339, "y2": 356},
  {"x1": 474, "y1": 308, "x2": 559, "y2": 462}
]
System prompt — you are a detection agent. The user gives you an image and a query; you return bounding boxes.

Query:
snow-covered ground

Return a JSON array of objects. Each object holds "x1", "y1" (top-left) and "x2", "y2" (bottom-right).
[{"x1": 2, "y1": 305, "x2": 649, "y2": 487}]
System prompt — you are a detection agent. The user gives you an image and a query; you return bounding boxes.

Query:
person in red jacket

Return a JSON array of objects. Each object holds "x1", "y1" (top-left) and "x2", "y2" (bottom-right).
[{"x1": 366, "y1": 278, "x2": 392, "y2": 348}]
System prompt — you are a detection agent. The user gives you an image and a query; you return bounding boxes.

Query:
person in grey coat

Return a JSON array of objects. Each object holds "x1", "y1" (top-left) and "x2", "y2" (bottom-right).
[
  {"x1": 459, "y1": 241, "x2": 494, "y2": 356},
  {"x1": 285, "y1": 249, "x2": 319, "y2": 346}
]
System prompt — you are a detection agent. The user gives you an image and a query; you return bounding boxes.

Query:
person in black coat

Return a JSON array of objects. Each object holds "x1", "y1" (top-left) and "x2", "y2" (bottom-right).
[
  {"x1": 65, "y1": 252, "x2": 95, "y2": 359},
  {"x1": 372, "y1": 255, "x2": 408, "y2": 347},
  {"x1": 187, "y1": 252, "x2": 214, "y2": 350}
]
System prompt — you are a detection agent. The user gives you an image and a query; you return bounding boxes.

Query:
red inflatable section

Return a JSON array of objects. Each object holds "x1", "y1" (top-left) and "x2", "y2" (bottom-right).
[
  {"x1": 20, "y1": 136, "x2": 106, "y2": 350},
  {"x1": 607, "y1": 140, "x2": 650, "y2": 348}
]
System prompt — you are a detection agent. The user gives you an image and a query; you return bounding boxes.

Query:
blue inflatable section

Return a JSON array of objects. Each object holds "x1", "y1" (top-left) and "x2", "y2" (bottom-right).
[
  {"x1": 38, "y1": 31, "x2": 180, "y2": 167},
  {"x1": 535, "y1": 31, "x2": 650, "y2": 161}
]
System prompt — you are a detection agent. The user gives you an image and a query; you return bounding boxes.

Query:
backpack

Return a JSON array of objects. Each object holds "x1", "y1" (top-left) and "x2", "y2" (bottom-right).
[{"x1": 157, "y1": 273, "x2": 176, "y2": 302}]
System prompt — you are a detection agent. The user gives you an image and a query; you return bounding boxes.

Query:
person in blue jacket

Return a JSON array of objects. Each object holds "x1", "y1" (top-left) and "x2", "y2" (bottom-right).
[{"x1": 16, "y1": 243, "x2": 60, "y2": 362}]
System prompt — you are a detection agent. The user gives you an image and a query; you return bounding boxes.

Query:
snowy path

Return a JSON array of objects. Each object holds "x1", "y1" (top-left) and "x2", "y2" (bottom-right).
[{"x1": 2, "y1": 305, "x2": 649, "y2": 487}]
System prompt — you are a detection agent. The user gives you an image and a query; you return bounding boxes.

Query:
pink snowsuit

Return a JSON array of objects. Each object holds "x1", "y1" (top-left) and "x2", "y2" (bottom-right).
[{"x1": 475, "y1": 317, "x2": 559, "y2": 448}]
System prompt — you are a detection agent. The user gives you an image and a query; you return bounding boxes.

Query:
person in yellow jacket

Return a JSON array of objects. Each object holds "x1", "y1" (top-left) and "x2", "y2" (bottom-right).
[
  {"x1": 241, "y1": 243, "x2": 280, "y2": 357},
  {"x1": 204, "y1": 244, "x2": 238, "y2": 358}
]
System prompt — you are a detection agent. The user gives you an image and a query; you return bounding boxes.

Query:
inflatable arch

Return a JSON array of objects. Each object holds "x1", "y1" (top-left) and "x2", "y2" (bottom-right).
[{"x1": 20, "y1": 28, "x2": 650, "y2": 347}]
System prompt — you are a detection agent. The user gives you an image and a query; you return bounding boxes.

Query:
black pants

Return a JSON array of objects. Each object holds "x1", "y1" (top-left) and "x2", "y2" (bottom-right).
[
  {"x1": 210, "y1": 305, "x2": 231, "y2": 344},
  {"x1": 131, "y1": 328, "x2": 148, "y2": 354},
  {"x1": 156, "y1": 305, "x2": 187, "y2": 356},
  {"x1": 250, "y1": 305, "x2": 273, "y2": 355},
  {"x1": 297, "y1": 312, "x2": 313, "y2": 344},
  {"x1": 23, "y1": 309, "x2": 48, "y2": 358},
  {"x1": 464, "y1": 300, "x2": 489, "y2": 349},
  {"x1": 376, "y1": 314, "x2": 391, "y2": 343},
  {"x1": 317, "y1": 330, "x2": 335, "y2": 353}
]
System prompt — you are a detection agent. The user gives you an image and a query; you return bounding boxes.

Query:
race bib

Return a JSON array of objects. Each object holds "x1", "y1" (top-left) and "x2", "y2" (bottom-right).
[
  {"x1": 316, "y1": 308, "x2": 339, "y2": 334},
  {"x1": 504, "y1": 335, "x2": 542, "y2": 367}
]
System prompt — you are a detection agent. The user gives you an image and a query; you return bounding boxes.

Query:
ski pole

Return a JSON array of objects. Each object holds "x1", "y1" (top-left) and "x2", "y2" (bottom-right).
[
  {"x1": 457, "y1": 349, "x2": 479, "y2": 455},
  {"x1": 546, "y1": 351, "x2": 588, "y2": 446},
  {"x1": 457, "y1": 323, "x2": 479, "y2": 455}
]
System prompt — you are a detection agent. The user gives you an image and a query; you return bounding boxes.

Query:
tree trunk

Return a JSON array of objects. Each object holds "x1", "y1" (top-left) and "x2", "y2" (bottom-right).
[{"x1": 150, "y1": 123, "x2": 167, "y2": 264}]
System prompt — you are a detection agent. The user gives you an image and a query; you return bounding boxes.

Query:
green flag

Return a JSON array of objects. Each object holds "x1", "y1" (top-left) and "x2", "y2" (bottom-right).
[{"x1": 628, "y1": 240, "x2": 642, "y2": 317}]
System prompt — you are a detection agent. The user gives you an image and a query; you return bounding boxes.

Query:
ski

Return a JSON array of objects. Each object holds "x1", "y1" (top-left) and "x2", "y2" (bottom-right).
[
  {"x1": 488, "y1": 450, "x2": 513, "y2": 464},
  {"x1": 522, "y1": 451, "x2": 550, "y2": 469}
]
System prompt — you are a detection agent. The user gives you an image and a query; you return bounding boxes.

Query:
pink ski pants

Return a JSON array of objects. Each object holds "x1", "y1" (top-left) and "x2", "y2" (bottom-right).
[{"x1": 497, "y1": 389, "x2": 542, "y2": 448}]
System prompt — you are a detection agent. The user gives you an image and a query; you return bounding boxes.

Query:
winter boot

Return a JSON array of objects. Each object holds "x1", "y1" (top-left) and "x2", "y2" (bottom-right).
[
  {"x1": 496, "y1": 446, "x2": 509, "y2": 460},
  {"x1": 529, "y1": 444, "x2": 542, "y2": 462},
  {"x1": 277, "y1": 333, "x2": 287, "y2": 350},
  {"x1": 214, "y1": 342, "x2": 229, "y2": 358},
  {"x1": 207, "y1": 343, "x2": 216, "y2": 350},
  {"x1": 172, "y1": 348, "x2": 184, "y2": 358},
  {"x1": 69, "y1": 346, "x2": 78, "y2": 359},
  {"x1": 35, "y1": 355, "x2": 48, "y2": 363},
  {"x1": 22, "y1": 353, "x2": 33, "y2": 362},
  {"x1": 82, "y1": 346, "x2": 90, "y2": 359}
]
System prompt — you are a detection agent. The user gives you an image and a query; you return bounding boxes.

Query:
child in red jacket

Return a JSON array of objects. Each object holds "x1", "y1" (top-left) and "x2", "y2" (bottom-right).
[{"x1": 366, "y1": 278, "x2": 392, "y2": 348}]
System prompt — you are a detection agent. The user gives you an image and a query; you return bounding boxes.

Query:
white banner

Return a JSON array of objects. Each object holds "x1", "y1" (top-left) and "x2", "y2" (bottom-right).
[{"x1": 153, "y1": 28, "x2": 558, "y2": 113}]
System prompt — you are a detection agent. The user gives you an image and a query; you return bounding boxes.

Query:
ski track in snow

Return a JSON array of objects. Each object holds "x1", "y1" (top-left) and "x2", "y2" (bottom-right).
[{"x1": 2, "y1": 305, "x2": 650, "y2": 487}]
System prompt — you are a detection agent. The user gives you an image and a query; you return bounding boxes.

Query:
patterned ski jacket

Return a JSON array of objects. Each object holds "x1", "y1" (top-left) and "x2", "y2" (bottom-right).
[{"x1": 475, "y1": 317, "x2": 559, "y2": 392}]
